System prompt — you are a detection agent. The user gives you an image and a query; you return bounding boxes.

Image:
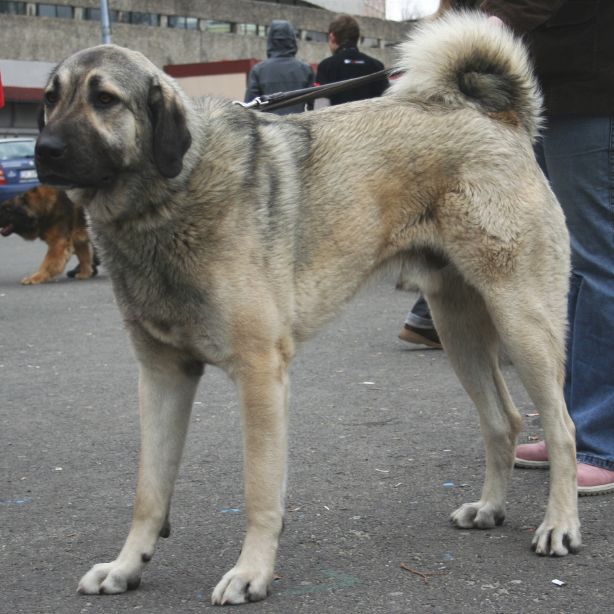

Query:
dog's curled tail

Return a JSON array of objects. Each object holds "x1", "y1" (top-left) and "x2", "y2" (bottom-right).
[{"x1": 388, "y1": 11, "x2": 542, "y2": 141}]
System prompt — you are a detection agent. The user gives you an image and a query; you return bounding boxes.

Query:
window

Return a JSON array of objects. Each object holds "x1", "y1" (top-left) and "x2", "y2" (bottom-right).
[
  {"x1": 13, "y1": 104, "x2": 39, "y2": 130},
  {"x1": 361, "y1": 36, "x2": 380, "y2": 48},
  {"x1": 204, "y1": 20, "x2": 232, "y2": 34},
  {"x1": 37, "y1": 3, "x2": 73, "y2": 18},
  {"x1": 304, "y1": 30, "x2": 327, "y2": 43},
  {"x1": 167, "y1": 15, "x2": 198, "y2": 30},
  {"x1": 236, "y1": 23, "x2": 266, "y2": 36},
  {"x1": 0, "y1": 139, "x2": 35, "y2": 161},
  {"x1": 0, "y1": 1, "x2": 26, "y2": 15},
  {"x1": 122, "y1": 11, "x2": 159, "y2": 26},
  {"x1": 83, "y1": 8, "x2": 118, "y2": 22},
  {"x1": 252, "y1": 0, "x2": 314, "y2": 6}
]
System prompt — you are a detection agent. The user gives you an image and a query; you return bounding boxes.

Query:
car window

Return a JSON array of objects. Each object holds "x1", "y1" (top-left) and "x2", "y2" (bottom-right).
[{"x1": 0, "y1": 141, "x2": 36, "y2": 161}]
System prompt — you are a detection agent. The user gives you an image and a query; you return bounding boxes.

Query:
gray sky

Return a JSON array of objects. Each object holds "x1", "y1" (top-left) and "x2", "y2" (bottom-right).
[{"x1": 386, "y1": 0, "x2": 439, "y2": 19}]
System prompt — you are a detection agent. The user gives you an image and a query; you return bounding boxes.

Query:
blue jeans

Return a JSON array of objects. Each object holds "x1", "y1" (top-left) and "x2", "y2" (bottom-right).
[
  {"x1": 404, "y1": 294, "x2": 433, "y2": 329},
  {"x1": 538, "y1": 116, "x2": 614, "y2": 470}
]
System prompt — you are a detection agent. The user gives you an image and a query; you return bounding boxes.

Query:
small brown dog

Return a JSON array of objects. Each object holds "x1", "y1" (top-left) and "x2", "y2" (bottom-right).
[{"x1": 0, "y1": 185, "x2": 96, "y2": 284}]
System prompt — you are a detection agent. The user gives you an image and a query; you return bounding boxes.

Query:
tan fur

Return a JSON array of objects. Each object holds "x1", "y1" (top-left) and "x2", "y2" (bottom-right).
[{"x1": 34, "y1": 12, "x2": 580, "y2": 605}]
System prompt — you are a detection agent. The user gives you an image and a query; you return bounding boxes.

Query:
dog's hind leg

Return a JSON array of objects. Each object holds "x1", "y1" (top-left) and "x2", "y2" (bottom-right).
[
  {"x1": 212, "y1": 342, "x2": 291, "y2": 605},
  {"x1": 77, "y1": 349, "x2": 202, "y2": 594},
  {"x1": 485, "y1": 285, "x2": 581, "y2": 556},
  {"x1": 425, "y1": 271, "x2": 523, "y2": 530},
  {"x1": 71, "y1": 227, "x2": 95, "y2": 279}
]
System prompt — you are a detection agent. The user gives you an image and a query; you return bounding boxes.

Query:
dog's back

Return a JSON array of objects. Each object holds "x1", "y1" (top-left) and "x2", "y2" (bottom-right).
[{"x1": 283, "y1": 12, "x2": 548, "y2": 340}]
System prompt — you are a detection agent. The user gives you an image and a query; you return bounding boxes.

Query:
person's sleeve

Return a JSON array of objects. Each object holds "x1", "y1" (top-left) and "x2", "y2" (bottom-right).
[
  {"x1": 480, "y1": 0, "x2": 566, "y2": 31},
  {"x1": 244, "y1": 67, "x2": 261, "y2": 103}
]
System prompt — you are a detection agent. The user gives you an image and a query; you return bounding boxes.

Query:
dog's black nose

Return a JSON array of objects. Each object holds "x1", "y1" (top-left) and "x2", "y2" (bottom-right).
[{"x1": 36, "y1": 134, "x2": 67, "y2": 160}]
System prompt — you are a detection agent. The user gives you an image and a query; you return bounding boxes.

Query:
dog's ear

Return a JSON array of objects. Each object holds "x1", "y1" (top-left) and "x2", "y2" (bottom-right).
[
  {"x1": 147, "y1": 78, "x2": 192, "y2": 179},
  {"x1": 37, "y1": 105, "x2": 46, "y2": 131}
]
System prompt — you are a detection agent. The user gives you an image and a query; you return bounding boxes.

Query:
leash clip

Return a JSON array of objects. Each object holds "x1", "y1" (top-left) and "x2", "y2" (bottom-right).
[{"x1": 233, "y1": 97, "x2": 270, "y2": 110}]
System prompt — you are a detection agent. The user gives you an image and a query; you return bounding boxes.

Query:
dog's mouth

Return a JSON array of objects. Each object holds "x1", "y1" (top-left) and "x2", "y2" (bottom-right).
[
  {"x1": 36, "y1": 145, "x2": 117, "y2": 189},
  {"x1": 37, "y1": 171, "x2": 80, "y2": 190},
  {"x1": 1, "y1": 223, "x2": 15, "y2": 237},
  {"x1": 38, "y1": 171, "x2": 114, "y2": 190}
]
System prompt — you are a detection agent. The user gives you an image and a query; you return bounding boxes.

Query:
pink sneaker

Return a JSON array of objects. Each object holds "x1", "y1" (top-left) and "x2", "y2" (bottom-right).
[
  {"x1": 514, "y1": 440, "x2": 549, "y2": 468},
  {"x1": 577, "y1": 463, "x2": 614, "y2": 496},
  {"x1": 515, "y1": 441, "x2": 614, "y2": 496}
]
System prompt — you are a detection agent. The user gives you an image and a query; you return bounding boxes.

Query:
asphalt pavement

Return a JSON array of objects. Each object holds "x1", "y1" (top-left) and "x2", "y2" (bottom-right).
[{"x1": 2, "y1": 236, "x2": 613, "y2": 614}]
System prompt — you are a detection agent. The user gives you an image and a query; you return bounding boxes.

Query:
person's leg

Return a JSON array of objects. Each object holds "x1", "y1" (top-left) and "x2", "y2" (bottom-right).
[
  {"x1": 518, "y1": 115, "x2": 614, "y2": 493},
  {"x1": 542, "y1": 115, "x2": 614, "y2": 469},
  {"x1": 399, "y1": 294, "x2": 443, "y2": 348},
  {"x1": 405, "y1": 294, "x2": 432, "y2": 327}
]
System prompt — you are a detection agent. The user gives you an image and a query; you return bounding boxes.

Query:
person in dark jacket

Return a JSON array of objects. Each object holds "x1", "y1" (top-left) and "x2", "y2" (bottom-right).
[
  {"x1": 315, "y1": 14, "x2": 388, "y2": 106},
  {"x1": 478, "y1": 0, "x2": 614, "y2": 495},
  {"x1": 244, "y1": 20, "x2": 314, "y2": 115}
]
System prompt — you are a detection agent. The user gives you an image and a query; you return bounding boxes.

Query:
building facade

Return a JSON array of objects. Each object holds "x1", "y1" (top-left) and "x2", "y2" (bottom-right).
[{"x1": 0, "y1": 0, "x2": 412, "y2": 135}]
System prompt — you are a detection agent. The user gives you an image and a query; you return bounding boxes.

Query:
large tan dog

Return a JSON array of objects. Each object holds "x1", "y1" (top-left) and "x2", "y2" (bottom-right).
[{"x1": 34, "y1": 12, "x2": 580, "y2": 605}]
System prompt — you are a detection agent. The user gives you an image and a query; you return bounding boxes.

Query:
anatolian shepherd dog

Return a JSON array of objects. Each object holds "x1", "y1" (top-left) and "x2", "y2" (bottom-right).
[{"x1": 35, "y1": 12, "x2": 580, "y2": 605}]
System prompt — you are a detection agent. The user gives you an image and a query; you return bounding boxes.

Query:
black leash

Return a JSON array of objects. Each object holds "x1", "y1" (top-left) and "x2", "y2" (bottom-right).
[{"x1": 234, "y1": 67, "x2": 399, "y2": 113}]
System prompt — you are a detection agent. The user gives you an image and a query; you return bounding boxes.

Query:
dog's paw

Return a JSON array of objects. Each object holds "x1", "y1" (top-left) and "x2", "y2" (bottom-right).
[
  {"x1": 68, "y1": 263, "x2": 96, "y2": 279},
  {"x1": 450, "y1": 500, "x2": 505, "y2": 529},
  {"x1": 532, "y1": 519, "x2": 581, "y2": 557},
  {"x1": 74, "y1": 269, "x2": 94, "y2": 280},
  {"x1": 21, "y1": 272, "x2": 50, "y2": 285},
  {"x1": 211, "y1": 565, "x2": 271, "y2": 605},
  {"x1": 77, "y1": 561, "x2": 142, "y2": 595}
]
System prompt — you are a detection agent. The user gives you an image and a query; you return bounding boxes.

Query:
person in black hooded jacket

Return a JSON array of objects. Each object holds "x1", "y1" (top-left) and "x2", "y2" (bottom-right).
[{"x1": 244, "y1": 20, "x2": 314, "y2": 115}]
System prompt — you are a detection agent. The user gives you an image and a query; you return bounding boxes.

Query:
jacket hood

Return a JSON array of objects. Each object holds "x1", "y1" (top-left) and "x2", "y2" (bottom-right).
[{"x1": 267, "y1": 20, "x2": 297, "y2": 58}]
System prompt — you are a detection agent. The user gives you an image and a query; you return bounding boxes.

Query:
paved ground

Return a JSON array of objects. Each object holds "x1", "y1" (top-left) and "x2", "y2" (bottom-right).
[{"x1": 2, "y1": 236, "x2": 613, "y2": 614}]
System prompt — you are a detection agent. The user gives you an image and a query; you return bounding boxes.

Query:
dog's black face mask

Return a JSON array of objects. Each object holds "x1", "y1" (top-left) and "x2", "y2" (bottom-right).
[
  {"x1": 36, "y1": 52, "x2": 133, "y2": 190},
  {"x1": 0, "y1": 198, "x2": 38, "y2": 238},
  {"x1": 35, "y1": 128, "x2": 118, "y2": 190},
  {"x1": 36, "y1": 47, "x2": 191, "y2": 191},
  {"x1": 36, "y1": 76, "x2": 120, "y2": 191}
]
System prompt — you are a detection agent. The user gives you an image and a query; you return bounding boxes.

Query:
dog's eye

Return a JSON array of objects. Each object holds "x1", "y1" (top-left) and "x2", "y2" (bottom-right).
[
  {"x1": 44, "y1": 91, "x2": 59, "y2": 106},
  {"x1": 96, "y1": 92, "x2": 118, "y2": 107}
]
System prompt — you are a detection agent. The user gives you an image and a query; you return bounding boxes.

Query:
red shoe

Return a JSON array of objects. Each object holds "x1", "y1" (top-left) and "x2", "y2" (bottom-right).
[
  {"x1": 577, "y1": 463, "x2": 614, "y2": 496},
  {"x1": 514, "y1": 440, "x2": 549, "y2": 469}
]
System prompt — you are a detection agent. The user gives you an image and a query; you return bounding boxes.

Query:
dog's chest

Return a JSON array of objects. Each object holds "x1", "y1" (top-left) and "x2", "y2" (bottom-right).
[
  {"x1": 116, "y1": 274, "x2": 222, "y2": 362},
  {"x1": 99, "y1": 228, "x2": 211, "y2": 337},
  {"x1": 119, "y1": 272, "x2": 202, "y2": 328},
  {"x1": 139, "y1": 315, "x2": 195, "y2": 349}
]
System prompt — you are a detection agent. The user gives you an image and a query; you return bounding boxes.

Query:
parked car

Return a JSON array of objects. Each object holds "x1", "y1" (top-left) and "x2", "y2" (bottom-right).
[{"x1": 0, "y1": 138, "x2": 40, "y2": 202}]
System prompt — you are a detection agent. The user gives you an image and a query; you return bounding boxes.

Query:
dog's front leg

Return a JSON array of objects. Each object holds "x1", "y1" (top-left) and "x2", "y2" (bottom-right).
[
  {"x1": 78, "y1": 360, "x2": 201, "y2": 594},
  {"x1": 212, "y1": 347, "x2": 290, "y2": 605},
  {"x1": 21, "y1": 235, "x2": 72, "y2": 284}
]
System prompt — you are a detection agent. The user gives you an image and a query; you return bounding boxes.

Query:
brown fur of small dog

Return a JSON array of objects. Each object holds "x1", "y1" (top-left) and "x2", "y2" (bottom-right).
[{"x1": 0, "y1": 185, "x2": 94, "y2": 284}]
